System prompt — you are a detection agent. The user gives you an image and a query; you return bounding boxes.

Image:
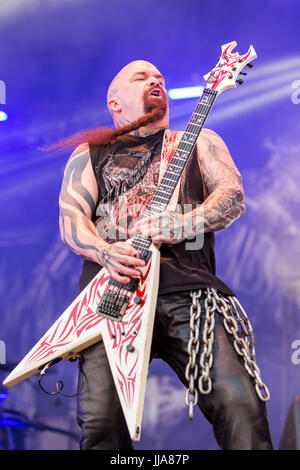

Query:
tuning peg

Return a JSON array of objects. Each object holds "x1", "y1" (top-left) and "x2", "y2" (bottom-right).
[
  {"x1": 246, "y1": 63, "x2": 254, "y2": 68},
  {"x1": 239, "y1": 71, "x2": 247, "y2": 76},
  {"x1": 236, "y1": 79, "x2": 243, "y2": 85}
]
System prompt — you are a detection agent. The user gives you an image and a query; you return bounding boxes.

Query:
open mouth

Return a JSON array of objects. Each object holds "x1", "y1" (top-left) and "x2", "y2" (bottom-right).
[{"x1": 149, "y1": 88, "x2": 162, "y2": 97}]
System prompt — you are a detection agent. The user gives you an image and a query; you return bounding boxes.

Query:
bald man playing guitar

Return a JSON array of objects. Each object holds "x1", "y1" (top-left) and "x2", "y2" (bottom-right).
[{"x1": 57, "y1": 58, "x2": 273, "y2": 450}]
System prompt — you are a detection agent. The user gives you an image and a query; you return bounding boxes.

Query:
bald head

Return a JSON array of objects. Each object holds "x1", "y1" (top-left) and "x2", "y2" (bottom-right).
[
  {"x1": 106, "y1": 60, "x2": 169, "y2": 131},
  {"x1": 107, "y1": 60, "x2": 162, "y2": 103}
]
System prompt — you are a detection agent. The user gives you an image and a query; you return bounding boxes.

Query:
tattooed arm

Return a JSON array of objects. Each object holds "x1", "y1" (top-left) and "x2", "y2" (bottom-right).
[
  {"x1": 59, "y1": 143, "x2": 145, "y2": 283},
  {"x1": 130, "y1": 129, "x2": 245, "y2": 244},
  {"x1": 189, "y1": 128, "x2": 246, "y2": 233}
]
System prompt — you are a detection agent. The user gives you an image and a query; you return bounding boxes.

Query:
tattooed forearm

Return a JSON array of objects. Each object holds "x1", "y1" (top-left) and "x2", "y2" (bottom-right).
[
  {"x1": 185, "y1": 187, "x2": 246, "y2": 236},
  {"x1": 59, "y1": 144, "x2": 109, "y2": 264},
  {"x1": 205, "y1": 187, "x2": 245, "y2": 230},
  {"x1": 60, "y1": 211, "x2": 98, "y2": 251}
]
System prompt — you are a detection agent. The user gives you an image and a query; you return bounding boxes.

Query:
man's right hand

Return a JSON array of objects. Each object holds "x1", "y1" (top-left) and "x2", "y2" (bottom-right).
[{"x1": 98, "y1": 242, "x2": 146, "y2": 284}]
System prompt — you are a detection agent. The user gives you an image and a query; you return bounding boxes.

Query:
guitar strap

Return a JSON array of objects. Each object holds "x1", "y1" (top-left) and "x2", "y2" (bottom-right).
[{"x1": 158, "y1": 129, "x2": 183, "y2": 210}]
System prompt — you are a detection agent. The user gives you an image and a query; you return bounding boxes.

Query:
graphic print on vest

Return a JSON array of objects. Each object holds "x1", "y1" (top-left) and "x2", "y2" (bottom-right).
[{"x1": 94, "y1": 143, "x2": 161, "y2": 242}]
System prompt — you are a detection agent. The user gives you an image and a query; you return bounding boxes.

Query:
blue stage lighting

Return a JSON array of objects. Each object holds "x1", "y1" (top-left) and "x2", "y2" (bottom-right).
[
  {"x1": 0, "y1": 111, "x2": 8, "y2": 121},
  {"x1": 168, "y1": 86, "x2": 204, "y2": 100},
  {"x1": 0, "y1": 391, "x2": 8, "y2": 402}
]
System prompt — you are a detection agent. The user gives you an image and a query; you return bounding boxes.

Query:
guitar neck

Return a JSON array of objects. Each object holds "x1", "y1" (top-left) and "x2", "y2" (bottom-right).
[
  {"x1": 147, "y1": 87, "x2": 218, "y2": 215},
  {"x1": 132, "y1": 87, "x2": 218, "y2": 249}
]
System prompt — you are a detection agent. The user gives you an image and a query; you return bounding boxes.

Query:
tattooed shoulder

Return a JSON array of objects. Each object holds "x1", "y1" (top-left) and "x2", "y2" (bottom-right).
[
  {"x1": 64, "y1": 142, "x2": 90, "y2": 169},
  {"x1": 196, "y1": 128, "x2": 244, "y2": 195},
  {"x1": 59, "y1": 142, "x2": 98, "y2": 219}
]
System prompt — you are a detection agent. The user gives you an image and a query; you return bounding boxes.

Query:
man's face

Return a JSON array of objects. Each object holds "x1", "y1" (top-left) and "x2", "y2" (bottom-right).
[{"x1": 108, "y1": 61, "x2": 169, "y2": 125}]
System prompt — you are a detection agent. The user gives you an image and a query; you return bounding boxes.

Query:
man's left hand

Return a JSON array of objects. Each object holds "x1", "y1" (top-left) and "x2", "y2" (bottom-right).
[{"x1": 129, "y1": 210, "x2": 186, "y2": 246}]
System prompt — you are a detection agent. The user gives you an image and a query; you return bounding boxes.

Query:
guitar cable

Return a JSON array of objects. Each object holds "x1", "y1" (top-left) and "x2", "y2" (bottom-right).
[{"x1": 38, "y1": 357, "x2": 86, "y2": 398}]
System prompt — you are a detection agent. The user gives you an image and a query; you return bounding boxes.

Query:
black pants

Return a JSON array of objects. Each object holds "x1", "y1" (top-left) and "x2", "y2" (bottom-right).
[{"x1": 77, "y1": 291, "x2": 273, "y2": 450}]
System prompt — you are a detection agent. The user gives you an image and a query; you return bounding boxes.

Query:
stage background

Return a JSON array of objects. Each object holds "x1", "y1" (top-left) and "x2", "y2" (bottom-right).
[{"x1": 0, "y1": 0, "x2": 299, "y2": 450}]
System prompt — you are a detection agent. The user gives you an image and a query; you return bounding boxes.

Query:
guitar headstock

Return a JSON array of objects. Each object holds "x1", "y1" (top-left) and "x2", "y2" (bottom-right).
[{"x1": 204, "y1": 41, "x2": 257, "y2": 94}]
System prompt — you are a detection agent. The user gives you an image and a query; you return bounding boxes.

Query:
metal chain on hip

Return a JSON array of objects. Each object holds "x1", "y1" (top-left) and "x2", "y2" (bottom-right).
[
  {"x1": 210, "y1": 288, "x2": 270, "y2": 403},
  {"x1": 184, "y1": 290, "x2": 201, "y2": 419},
  {"x1": 184, "y1": 287, "x2": 270, "y2": 420},
  {"x1": 185, "y1": 289, "x2": 216, "y2": 419}
]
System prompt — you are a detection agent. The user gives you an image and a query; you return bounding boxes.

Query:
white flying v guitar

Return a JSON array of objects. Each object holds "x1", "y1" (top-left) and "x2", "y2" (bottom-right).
[{"x1": 3, "y1": 42, "x2": 257, "y2": 442}]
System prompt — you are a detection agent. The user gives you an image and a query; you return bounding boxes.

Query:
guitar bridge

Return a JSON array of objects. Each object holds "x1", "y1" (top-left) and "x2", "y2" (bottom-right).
[{"x1": 96, "y1": 289, "x2": 130, "y2": 321}]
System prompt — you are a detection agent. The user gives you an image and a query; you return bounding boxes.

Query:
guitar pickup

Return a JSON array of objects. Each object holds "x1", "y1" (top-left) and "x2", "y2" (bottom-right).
[{"x1": 109, "y1": 276, "x2": 140, "y2": 293}]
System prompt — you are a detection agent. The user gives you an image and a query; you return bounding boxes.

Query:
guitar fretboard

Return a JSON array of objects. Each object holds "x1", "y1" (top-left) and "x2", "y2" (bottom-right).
[{"x1": 133, "y1": 87, "x2": 218, "y2": 249}]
